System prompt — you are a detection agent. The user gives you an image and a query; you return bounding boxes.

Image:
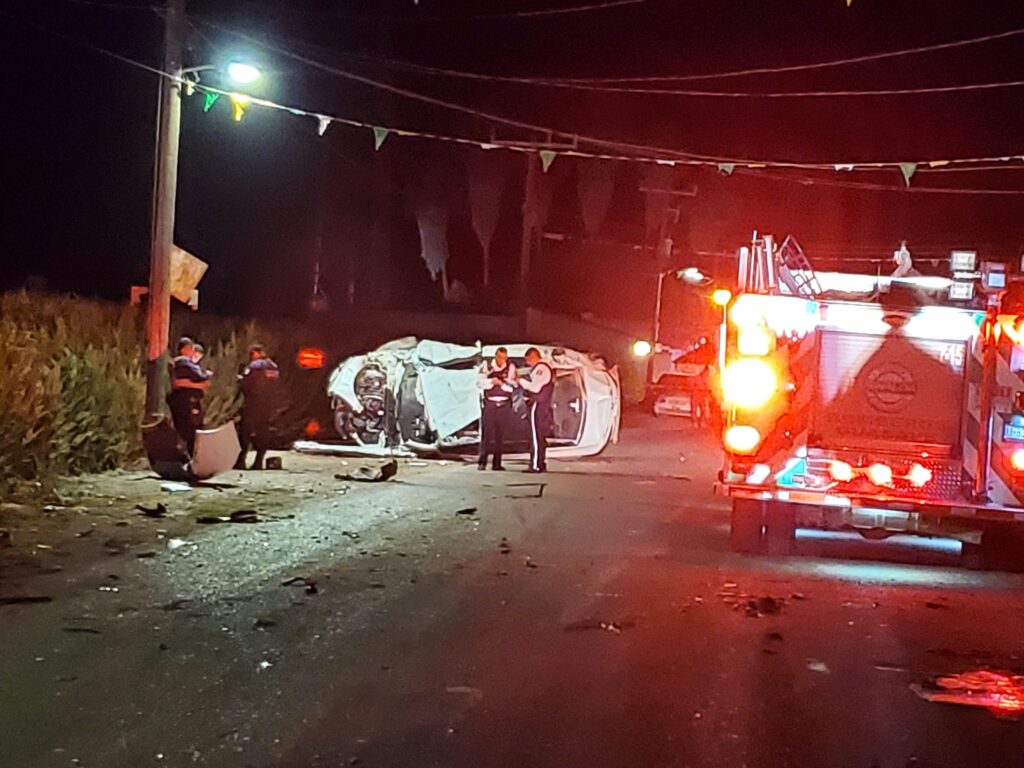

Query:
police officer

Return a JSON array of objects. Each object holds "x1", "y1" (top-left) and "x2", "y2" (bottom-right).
[
  {"x1": 235, "y1": 344, "x2": 281, "y2": 470},
  {"x1": 476, "y1": 346, "x2": 517, "y2": 471},
  {"x1": 518, "y1": 347, "x2": 554, "y2": 473},
  {"x1": 166, "y1": 337, "x2": 211, "y2": 455}
]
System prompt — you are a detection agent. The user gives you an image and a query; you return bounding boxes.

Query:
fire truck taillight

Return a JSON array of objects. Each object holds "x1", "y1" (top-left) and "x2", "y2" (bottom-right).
[
  {"x1": 829, "y1": 461, "x2": 854, "y2": 482},
  {"x1": 867, "y1": 463, "x2": 894, "y2": 487},
  {"x1": 724, "y1": 425, "x2": 761, "y2": 455},
  {"x1": 908, "y1": 463, "x2": 933, "y2": 488},
  {"x1": 721, "y1": 358, "x2": 778, "y2": 409}
]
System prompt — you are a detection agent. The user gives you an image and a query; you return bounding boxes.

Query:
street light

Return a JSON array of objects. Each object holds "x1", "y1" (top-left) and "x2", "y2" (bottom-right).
[
  {"x1": 144, "y1": 0, "x2": 263, "y2": 418},
  {"x1": 226, "y1": 61, "x2": 261, "y2": 84}
]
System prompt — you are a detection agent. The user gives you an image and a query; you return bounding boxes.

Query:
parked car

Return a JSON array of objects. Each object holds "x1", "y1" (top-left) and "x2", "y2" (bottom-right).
[{"x1": 322, "y1": 338, "x2": 621, "y2": 457}]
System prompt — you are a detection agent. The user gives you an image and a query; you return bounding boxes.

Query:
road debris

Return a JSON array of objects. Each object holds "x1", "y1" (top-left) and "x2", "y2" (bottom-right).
[
  {"x1": 136, "y1": 503, "x2": 168, "y2": 518},
  {"x1": 563, "y1": 618, "x2": 636, "y2": 633},
  {"x1": 196, "y1": 510, "x2": 261, "y2": 525},
  {"x1": 335, "y1": 460, "x2": 398, "y2": 483},
  {"x1": 265, "y1": 457, "x2": 283, "y2": 470},
  {"x1": 160, "y1": 482, "x2": 192, "y2": 493},
  {"x1": 0, "y1": 529, "x2": 12, "y2": 548},
  {"x1": 166, "y1": 538, "x2": 187, "y2": 550},
  {"x1": 136, "y1": 551, "x2": 158, "y2": 559},
  {"x1": 762, "y1": 631, "x2": 785, "y2": 655},
  {"x1": 253, "y1": 618, "x2": 277, "y2": 630},
  {"x1": 912, "y1": 670, "x2": 1024, "y2": 717},
  {"x1": 718, "y1": 583, "x2": 786, "y2": 617},
  {"x1": 807, "y1": 660, "x2": 831, "y2": 674},
  {"x1": 924, "y1": 600, "x2": 949, "y2": 610},
  {"x1": 62, "y1": 627, "x2": 101, "y2": 635},
  {"x1": 524, "y1": 557, "x2": 539, "y2": 569},
  {"x1": 505, "y1": 483, "x2": 545, "y2": 499},
  {"x1": 161, "y1": 599, "x2": 191, "y2": 611},
  {"x1": 282, "y1": 576, "x2": 319, "y2": 595},
  {"x1": 455, "y1": 507, "x2": 477, "y2": 516},
  {"x1": 498, "y1": 537, "x2": 512, "y2": 555},
  {"x1": 0, "y1": 595, "x2": 53, "y2": 606}
]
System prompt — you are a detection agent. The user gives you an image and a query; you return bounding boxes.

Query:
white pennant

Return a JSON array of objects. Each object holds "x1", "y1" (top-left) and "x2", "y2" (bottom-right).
[{"x1": 317, "y1": 115, "x2": 331, "y2": 136}]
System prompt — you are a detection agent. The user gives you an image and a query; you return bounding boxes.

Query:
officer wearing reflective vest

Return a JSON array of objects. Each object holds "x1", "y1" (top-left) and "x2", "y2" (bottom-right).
[
  {"x1": 234, "y1": 344, "x2": 281, "y2": 470},
  {"x1": 517, "y1": 347, "x2": 554, "y2": 473},
  {"x1": 166, "y1": 336, "x2": 211, "y2": 455},
  {"x1": 476, "y1": 346, "x2": 517, "y2": 471}
]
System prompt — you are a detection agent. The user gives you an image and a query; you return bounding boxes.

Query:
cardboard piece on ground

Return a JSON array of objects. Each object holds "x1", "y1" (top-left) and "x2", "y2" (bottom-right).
[{"x1": 191, "y1": 424, "x2": 241, "y2": 480}]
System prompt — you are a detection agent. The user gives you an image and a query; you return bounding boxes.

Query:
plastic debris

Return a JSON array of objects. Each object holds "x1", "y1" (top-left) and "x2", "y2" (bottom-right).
[
  {"x1": 807, "y1": 660, "x2": 831, "y2": 674},
  {"x1": 335, "y1": 460, "x2": 398, "y2": 483},
  {"x1": 498, "y1": 538, "x2": 511, "y2": 555},
  {"x1": 912, "y1": 670, "x2": 1024, "y2": 716},
  {"x1": 282, "y1": 576, "x2": 318, "y2": 595},
  {"x1": 455, "y1": 507, "x2": 477, "y2": 516},
  {"x1": 563, "y1": 618, "x2": 636, "y2": 633},
  {"x1": 196, "y1": 510, "x2": 260, "y2": 525},
  {"x1": 136, "y1": 503, "x2": 168, "y2": 518},
  {"x1": 0, "y1": 595, "x2": 52, "y2": 606},
  {"x1": 160, "y1": 482, "x2": 192, "y2": 493},
  {"x1": 166, "y1": 538, "x2": 186, "y2": 550}
]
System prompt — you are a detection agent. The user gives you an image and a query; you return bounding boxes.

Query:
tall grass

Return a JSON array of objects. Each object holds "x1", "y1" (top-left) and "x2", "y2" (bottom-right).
[{"x1": 0, "y1": 292, "x2": 325, "y2": 492}]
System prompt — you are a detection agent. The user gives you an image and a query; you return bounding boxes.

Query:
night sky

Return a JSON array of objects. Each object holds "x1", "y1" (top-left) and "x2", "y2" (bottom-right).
[{"x1": 2, "y1": 0, "x2": 1024, "y2": 320}]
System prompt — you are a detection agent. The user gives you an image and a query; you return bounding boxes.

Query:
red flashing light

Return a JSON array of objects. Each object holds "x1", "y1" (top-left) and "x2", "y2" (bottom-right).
[
  {"x1": 304, "y1": 419, "x2": 321, "y2": 438},
  {"x1": 1011, "y1": 449, "x2": 1024, "y2": 473},
  {"x1": 867, "y1": 463, "x2": 893, "y2": 487},
  {"x1": 298, "y1": 347, "x2": 326, "y2": 369},
  {"x1": 829, "y1": 460, "x2": 854, "y2": 482}
]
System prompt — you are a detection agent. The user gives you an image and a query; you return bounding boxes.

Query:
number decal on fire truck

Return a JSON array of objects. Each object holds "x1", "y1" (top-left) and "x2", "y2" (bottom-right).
[{"x1": 937, "y1": 343, "x2": 966, "y2": 372}]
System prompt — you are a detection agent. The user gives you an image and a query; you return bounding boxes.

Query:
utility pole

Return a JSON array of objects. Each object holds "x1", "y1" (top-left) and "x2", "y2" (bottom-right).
[
  {"x1": 518, "y1": 153, "x2": 539, "y2": 313},
  {"x1": 145, "y1": 0, "x2": 186, "y2": 418}
]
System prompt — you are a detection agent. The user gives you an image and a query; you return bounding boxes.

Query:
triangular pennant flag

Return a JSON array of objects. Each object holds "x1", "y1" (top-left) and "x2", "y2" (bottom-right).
[
  {"x1": 372, "y1": 126, "x2": 390, "y2": 151},
  {"x1": 479, "y1": 143, "x2": 499, "y2": 150},
  {"x1": 717, "y1": 163, "x2": 735, "y2": 176},
  {"x1": 834, "y1": 164, "x2": 855, "y2": 172},
  {"x1": 230, "y1": 95, "x2": 249, "y2": 122},
  {"x1": 539, "y1": 150, "x2": 557, "y2": 173},
  {"x1": 898, "y1": 162, "x2": 917, "y2": 186},
  {"x1": 655, "y1": 159, "x2": 676, "y2": 166},
  {"x1": 928, "y1": 160, "x2": 950, "y2": 168},
  {"x1": 316, "y1": 115, "x2": 331, "y2": 136},
  {"x1": 182, "y1": 79, "x2": 195, "y2": 97},
  {"x1": 202, "y1": 91, "x2": 220, "y2": 113}
]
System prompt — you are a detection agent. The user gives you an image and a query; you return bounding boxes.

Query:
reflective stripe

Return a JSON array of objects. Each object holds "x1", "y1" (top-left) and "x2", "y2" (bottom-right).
[{"x1": 530, "y1": 403, "x2": 538, "y2": 470}]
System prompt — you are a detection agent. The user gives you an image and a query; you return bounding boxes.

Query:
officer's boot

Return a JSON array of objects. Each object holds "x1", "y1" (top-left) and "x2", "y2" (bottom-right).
[{"x1": 250, "y1": 449, "x2": 266, "y2": 471}]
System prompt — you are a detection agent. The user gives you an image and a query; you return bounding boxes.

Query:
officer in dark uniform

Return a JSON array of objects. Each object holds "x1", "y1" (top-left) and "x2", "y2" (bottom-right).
[
  {"x1": 518, "y1": 347, "x2": 555, "y2": 473},
  {"x1": 166, "y1": 336, "x2": 211, "y2": 455},
  {"x1": 235, "y1": 344, "x2": 281, "y2": 470},
  {"x1": 476, "y1": 346, "x2": 517, "y2": 471}
]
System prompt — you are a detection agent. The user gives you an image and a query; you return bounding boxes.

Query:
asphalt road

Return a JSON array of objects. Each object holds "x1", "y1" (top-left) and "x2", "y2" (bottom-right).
[{"x1": 4, "y1": 415, "x2": 1024, "y2": 768}]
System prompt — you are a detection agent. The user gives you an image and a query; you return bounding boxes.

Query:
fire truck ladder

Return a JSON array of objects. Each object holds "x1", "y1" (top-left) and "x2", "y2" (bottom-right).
[
  {"x1": 737, "y1": 232, "x2": 822, "y2": 298},
  {"x1": 776, "y1": 236, "x2": 822, "y2": 299}
]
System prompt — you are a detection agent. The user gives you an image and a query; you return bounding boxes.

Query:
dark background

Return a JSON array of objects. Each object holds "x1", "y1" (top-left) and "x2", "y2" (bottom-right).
[{"x1": 2, "y1": 0, "x2": 1023, "y2": 333}]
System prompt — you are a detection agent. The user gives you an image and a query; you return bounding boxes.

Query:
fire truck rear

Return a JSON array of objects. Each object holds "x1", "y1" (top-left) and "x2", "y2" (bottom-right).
[{"x1": 716, "y1": 234, "x2": 1024, "y2": 570}]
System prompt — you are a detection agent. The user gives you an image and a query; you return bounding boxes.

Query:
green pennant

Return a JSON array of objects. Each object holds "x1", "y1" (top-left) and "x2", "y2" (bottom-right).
[
  {"x1": 717, "y1": 163, "x2": 735, "y2": 176},
  {"x1": 539, "y1": 150, "x2": 557, "y2": 173},
  {"x1": 898, "y1": 162, "x2": 917, "y2": 186},
  {"x1": 372, "y1": 126, "x2": 390, "y2": 151},
  {"x1": 202, "y1": 91, "x2": 220, "y2": 113}
]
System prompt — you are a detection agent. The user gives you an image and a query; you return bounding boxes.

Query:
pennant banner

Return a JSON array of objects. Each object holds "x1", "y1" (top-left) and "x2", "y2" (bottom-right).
[
  {"x1": 899, "y1": 162, "x2": 918, "y2": 186},
  {"x1": 317, "y1": 115, "x2": 331, "y2": 136},
  {"x1": 539, "y1": 150, "x2": 557, "y2": 173},
  {"x1": 372, "y1": 126, "x2": 390, "y2": 151},
  {"x1": 229, "y1": 95, "x2": 249, "y2": 122},
  {"x1": 717, "y1": 163, "x2": 735, "y2": 176},
  {"x1": 202, "y1": 91, "x2": 220, "y2": 113}
]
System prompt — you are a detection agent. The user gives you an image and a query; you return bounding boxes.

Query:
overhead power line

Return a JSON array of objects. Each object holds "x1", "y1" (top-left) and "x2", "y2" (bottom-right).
[{"x1": 5, "y1": 10, "x2": 1024, "y2": 196}]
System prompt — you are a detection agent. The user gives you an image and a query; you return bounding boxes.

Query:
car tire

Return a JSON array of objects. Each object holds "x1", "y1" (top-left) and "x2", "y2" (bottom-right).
[{"x1": 730, "y1": 498, "x2": 765, "y2": 554}]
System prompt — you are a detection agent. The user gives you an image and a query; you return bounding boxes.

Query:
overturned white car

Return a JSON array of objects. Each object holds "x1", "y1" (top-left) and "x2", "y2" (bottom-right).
[{"x1": 324, "y1": 338, "x2": 621, "y2": 457}]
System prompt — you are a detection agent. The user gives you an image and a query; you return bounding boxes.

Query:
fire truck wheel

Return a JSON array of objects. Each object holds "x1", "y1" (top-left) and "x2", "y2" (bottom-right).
[
  {"x1": 979, "y1": 522, "x2": 1024, "y2": 573},
  {"x1": 730, "y1": 499, "x2": 765, "y2": 554},
  {"x1": 764, "y1": 502, "x2": 797, "y2": 555}
]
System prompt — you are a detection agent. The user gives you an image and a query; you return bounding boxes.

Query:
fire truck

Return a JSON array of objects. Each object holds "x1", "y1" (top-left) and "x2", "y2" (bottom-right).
[{"x1": 716, "y1": 233, "x2": 1024, "y2": 571}]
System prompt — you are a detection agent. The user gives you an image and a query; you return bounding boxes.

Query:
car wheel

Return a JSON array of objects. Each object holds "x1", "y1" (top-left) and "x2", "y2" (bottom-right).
[{"x1": 730, "y1": 498, "x2": 764, "y2": 554}]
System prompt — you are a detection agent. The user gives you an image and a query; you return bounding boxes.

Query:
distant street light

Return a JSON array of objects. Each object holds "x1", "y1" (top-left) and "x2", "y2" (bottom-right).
[
  {"x1": 632, "y1": 339, "x2": 654, "y2": 358},
  {"x1": 711, "y1": 288, "x2": 733, "y2": 307},
  {"x1": 679, "y1": 266, "x2": 708, "y2": 285}
]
